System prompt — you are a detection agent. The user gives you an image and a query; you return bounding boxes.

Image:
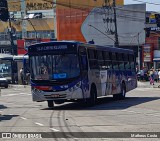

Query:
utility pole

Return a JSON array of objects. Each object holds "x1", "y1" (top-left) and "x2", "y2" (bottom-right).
[
  {"x1": 21, "y1": 0, "x2": 27, "y2": 38},
  {"x1": 8, "y1": 18, "x2": 15, "y2": 55},
  {"x1": 113, "y1": 0, "x2": 119, "y2": 47},
  {"x1": 8, "y1": 16, "x2": 17, "y2": 84},
  {"x1": 53, "y1": 0, "x2": 57, "y2": 40},
  {"x1": 103, "y1": 0, "x2": 119, "y2": 46}
]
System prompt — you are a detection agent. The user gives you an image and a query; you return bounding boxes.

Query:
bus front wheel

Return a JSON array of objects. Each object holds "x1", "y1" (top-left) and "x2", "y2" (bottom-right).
[{"x1": 47, "y1": 100, "x2": 54, "y2": 108}]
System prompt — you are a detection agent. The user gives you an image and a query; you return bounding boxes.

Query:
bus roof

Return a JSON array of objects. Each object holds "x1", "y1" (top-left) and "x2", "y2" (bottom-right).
[{"x1": 29, "y1": 41, "x2": 134, "y2": 54}]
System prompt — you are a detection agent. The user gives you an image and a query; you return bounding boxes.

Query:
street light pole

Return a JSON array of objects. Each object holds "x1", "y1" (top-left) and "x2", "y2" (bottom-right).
[
  {"x1": 137, "y1": 32, "x2": 141, "y2": 71},
  {"x1": 8, "y1": 16, "x2": 17, "y2": 84},
  {"x1": 8, "y1": 18, "x2": 14, "y2": 55},
  {"x1": 113, "y1": 0, "x2": 119, "y2": 47}
]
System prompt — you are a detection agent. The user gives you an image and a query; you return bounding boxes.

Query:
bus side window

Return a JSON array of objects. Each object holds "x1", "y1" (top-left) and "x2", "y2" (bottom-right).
[
  {"x1": 111, "y1": 52, "x2": 119, "y2": 70},
  {"x1": 97, "y1": 51, "x2": 105, "y2": 70},
  {"x1": 117, "y1": 53, "x2": 124, "y2": 70},
  {"x1": 81, "y1": 55, "x2": 88, "y2": 70},
  {"x1": 112, "y1": 61, "x2": 119, "y2": 70},
  {"x1": 129, "y1": 55, "x2": 135, "y2": 70},
  {"x1": 119, "y1": 62, "x2": 124, "y2": 70},
  {"x1": 88, "y1": 49, "x2": 98, "y2": 69},
  {"x1": 123, "y1": 54, "x2": 131, "y2": 70}
]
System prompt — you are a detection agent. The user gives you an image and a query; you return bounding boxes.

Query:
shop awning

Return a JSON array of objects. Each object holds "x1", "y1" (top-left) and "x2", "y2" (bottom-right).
[
  {"x1": 0, "y1": 54, "x2": 13, "y2": 60},
  {"x1": 153, "y1": 58, "x2": 160, "y2": 62},
  {"x1": 0, "y1": 18, "x2": 54, "y2": 32},
  {"x1": 0, "y1": 54, "x2": 28, "y2": 61},
  {"x1": 13, "y1": 55, "x2": 28, "y2": 61}
]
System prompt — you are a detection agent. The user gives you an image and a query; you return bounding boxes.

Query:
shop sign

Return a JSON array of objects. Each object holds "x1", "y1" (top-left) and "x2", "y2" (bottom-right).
[
  {"x1": 8, "y1": 0, "x2": 53, "y2": 12},
  {"x1": 143, "y1": 44, "x2": 153, "y2": 62},
  {"x1": 0, "y1": 48, "x2": 11, "y2": 54}
]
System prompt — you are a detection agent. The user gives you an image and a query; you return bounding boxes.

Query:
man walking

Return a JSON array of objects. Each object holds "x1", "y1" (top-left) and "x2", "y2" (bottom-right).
[{"x1": 20, "y1": 68, "x2": 24, "y2": 85}]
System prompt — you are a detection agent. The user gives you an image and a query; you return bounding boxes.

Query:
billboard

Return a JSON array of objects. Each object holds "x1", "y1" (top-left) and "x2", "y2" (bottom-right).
[
  {"x1": 81, "y1": 4, "x2": 146, "y2": 46},
  {"x1": 56, "y1": 2, "x2": 145, "y2": 46},
  {"x1": 8, "y1": 0, "x2": 53, "y2": 11},
  {"x1": 56, "y1": 0, "x2": 124, "y2": 42}
]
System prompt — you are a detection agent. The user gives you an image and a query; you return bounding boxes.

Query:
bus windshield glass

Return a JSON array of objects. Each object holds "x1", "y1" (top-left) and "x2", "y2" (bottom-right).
[{"x1": 30, "y1": 54, "x2": 80, "y2": 80}]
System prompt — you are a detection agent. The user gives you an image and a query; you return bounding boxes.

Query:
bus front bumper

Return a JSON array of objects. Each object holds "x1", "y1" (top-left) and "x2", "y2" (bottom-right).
[{"x1": 32, "y1": 88, "x2": 83, "y2": 102}]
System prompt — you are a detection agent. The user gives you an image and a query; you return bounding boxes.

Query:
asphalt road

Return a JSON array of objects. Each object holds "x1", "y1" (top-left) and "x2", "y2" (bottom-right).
[{"x1": 0, "y1": 85, "x2": 160, "y2": 141}]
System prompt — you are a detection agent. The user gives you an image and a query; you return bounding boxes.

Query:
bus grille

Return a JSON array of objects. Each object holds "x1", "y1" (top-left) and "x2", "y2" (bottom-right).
[{"x1": 44, "y1": 94, "x2": 66, "y2": 99}]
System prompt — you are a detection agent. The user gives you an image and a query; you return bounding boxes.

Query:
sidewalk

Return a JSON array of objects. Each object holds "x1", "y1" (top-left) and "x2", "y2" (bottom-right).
[
  {"x1": 9, "y1": 84, "x2": 31, "y2": 88},
  {"x1": 138, "y1": 81, "x2": 160, "y2": 88}
]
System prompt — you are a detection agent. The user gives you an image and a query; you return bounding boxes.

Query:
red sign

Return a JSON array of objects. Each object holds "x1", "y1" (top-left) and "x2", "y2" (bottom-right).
[
  {"x1": 17, "y1": 39, "x2": 27, "y2": 55},
  {"x1": 17, "y1": 39, "x2": 51, "y2": 55}
]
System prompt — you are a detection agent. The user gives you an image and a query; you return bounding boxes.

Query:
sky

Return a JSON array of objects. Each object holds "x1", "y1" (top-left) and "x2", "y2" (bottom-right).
[{"x1": 124, "y1": 0, "x2": 160, "y2": 12}]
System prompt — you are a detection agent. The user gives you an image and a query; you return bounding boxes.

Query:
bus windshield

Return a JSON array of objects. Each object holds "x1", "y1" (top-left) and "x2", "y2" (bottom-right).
[{"x1": 30, "y1": 54, "x2": 80, "y2": 80}]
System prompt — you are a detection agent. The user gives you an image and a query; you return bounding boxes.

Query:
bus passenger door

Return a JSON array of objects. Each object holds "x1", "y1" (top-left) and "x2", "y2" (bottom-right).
[{"x1": 79, "y1": 50, "x2": 89, "y2": 100}]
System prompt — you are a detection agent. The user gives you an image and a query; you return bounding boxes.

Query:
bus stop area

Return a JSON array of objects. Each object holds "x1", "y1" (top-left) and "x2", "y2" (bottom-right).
[{"x1": 0, "y1": 54, "x2": 29, "y2": 85}]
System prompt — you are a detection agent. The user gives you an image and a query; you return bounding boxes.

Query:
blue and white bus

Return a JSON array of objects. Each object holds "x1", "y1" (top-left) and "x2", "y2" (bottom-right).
[{"x1": 28, "y1": 41, "x2": 137, "y2": 108}]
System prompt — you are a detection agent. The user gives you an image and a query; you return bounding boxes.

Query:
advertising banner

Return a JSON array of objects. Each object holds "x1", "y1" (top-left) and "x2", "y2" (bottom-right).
[
  {"x1": 56, "y1": 1, "x2": 145, "y2": 46},
  {"x1": 142, "y1": 44, "x2": 153, "y2": 62},
  {"x1": 56, "y1": 0, "x2": 124, "y2": 43}
]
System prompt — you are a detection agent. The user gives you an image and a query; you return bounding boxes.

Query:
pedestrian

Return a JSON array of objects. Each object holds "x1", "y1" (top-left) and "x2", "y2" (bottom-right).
[
  {"x1": 20, "y1": 68, "x2": 24, "y2": 85},
  {"x1": 140, "y1": 69, "x2": 144, "y2": 81},
  {"x1": 154, "y1": 69, "x2": 159, "y2": 82},
  {"x1": 158, "y1": 69, "x2": 160, "y2": 83},
  {"x1": 149, "y1": 69, "x2": 155, "y2": 85}
]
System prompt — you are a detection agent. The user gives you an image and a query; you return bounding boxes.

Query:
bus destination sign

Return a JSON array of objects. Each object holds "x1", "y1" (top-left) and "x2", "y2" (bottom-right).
[
  {"x1": 36, "y1": 45, "x2": 68, "y2": 51},
  {"x1": 28, "y1": 44, "x2": 77, "y2": 54}
]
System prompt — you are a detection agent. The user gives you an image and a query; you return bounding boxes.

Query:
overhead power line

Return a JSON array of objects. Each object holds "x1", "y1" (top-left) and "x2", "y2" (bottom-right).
[{"x1": 132, "y1": 0, "x2": 160, "y2": 5}]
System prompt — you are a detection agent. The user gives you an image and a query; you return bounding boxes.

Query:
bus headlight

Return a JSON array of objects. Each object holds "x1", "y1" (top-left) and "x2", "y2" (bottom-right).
[
  {"x1": 69, "y1": 81, "x2": 81, "y2": 92},
  {"x1": 32, "y1": 87, "x2": 42, "y2": 93}
]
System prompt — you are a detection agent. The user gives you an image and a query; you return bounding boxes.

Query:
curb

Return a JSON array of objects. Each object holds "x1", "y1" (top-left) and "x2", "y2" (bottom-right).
[
  {"x1": 9, "y1": 84, "x2": 31, "y2": 88},
  {"x1": 138, "y1": 82, "x2": 160, "y2": 88}
]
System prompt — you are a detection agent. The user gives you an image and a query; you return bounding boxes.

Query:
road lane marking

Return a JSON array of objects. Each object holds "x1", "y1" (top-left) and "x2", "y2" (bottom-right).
[
  {"x1": 145, "y1": 114, "x2": 160, "y2": 117},
  {"x1": 34, "y1": 122, "x2": 44, "y2": 126},
  {"x1": 136, "y1": 88, "x2": 160, "y2": 91},
  {"x1": 20, "y1": 117, "x2": 27, "y2": 120},
  {"x1": 49, "y1": 128, "x2": 60, "y2": 132},
  {"x1": 2, "y1": 93, "x2": 31, "y2": 97}
]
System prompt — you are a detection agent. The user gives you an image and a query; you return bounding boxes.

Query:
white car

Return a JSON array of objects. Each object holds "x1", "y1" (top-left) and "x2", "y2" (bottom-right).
[{"x1": 0, "y1": 75, "x2": 9, "y2": 88}]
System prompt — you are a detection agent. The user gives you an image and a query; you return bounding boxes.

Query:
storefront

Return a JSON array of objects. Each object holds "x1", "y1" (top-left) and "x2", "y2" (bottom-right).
[{"x1": 153, "y1": 50, "x2": 160, "y2": 69}]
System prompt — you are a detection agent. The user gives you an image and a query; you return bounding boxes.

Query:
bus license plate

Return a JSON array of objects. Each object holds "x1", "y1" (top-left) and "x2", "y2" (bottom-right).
[{"x1": 51, "y1": 94, "x2": 60, "y2": 98}]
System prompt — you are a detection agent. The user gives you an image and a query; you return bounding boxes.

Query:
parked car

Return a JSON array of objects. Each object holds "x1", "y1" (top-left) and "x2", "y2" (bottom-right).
[
  {"x1": 0, "y1": 75, "x2": 9, "y2": 88},
  {"x1": 137, "y1": 70, "x2": 149, "y2": 81}
]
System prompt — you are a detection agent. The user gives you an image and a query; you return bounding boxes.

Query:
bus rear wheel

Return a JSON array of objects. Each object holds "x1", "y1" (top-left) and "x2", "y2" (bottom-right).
[
  {"x1": 119, "y1": 83, "x2": 126, "y2": 100},
  {"x1": 88, "y1": 86, "x2": 97, "y2": 106},
  {"x1": 47, "y1": 100, "x2": 54, "y2": 108},
  {"x1": 113, "y1": 83, "x2": 126, "y2": 100}
]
